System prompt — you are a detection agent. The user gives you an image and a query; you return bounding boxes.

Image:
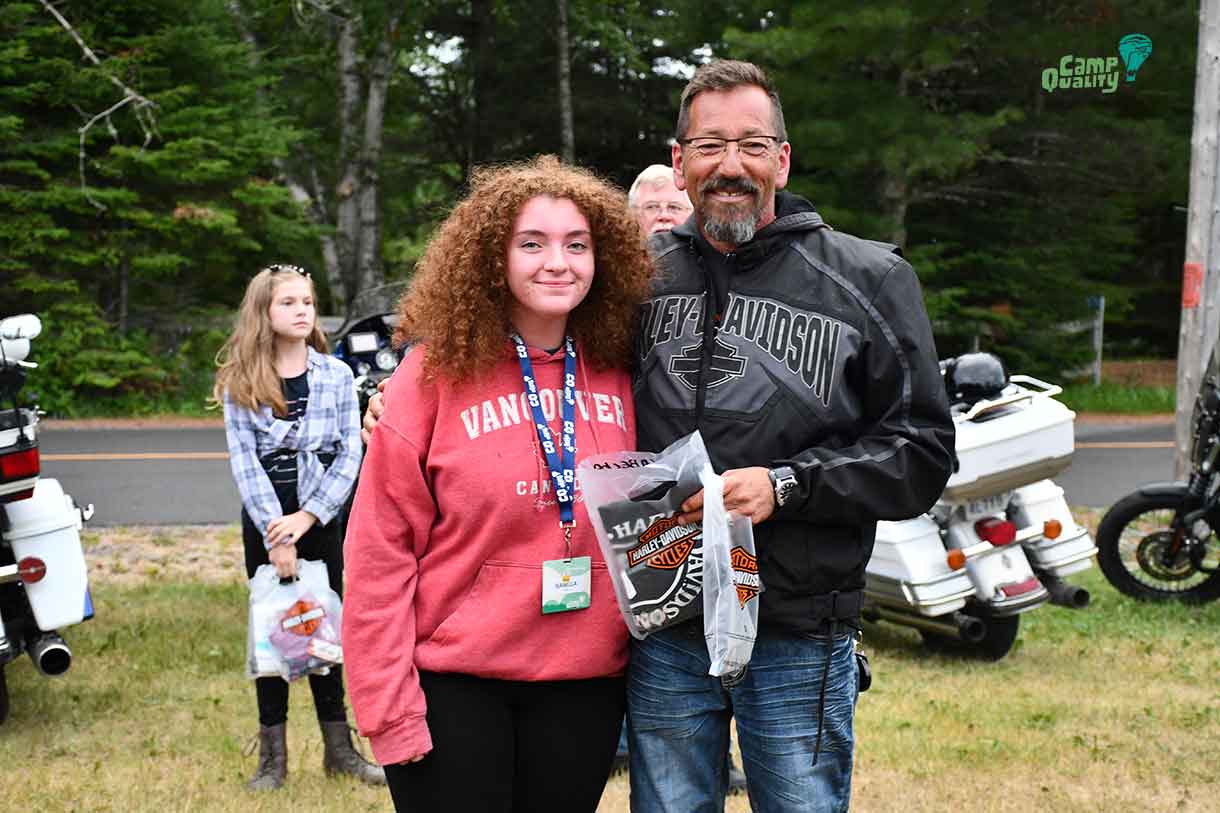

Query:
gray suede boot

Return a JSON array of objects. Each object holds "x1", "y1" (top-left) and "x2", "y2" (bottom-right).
[
  {"x1": 320, "y1": 720, "x2": 387, "y2": 785},
  {"x1": 246, "y1": 723, "x2": 287, "y2": 791}
]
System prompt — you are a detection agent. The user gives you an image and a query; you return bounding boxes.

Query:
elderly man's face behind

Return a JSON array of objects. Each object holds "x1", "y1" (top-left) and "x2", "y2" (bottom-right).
[
  {"x1": 672, "y1": 84, "x2": 791, "y2": 250},
  {"x1": 634, "y1": 180, "x2": 693, "y2": 235}
]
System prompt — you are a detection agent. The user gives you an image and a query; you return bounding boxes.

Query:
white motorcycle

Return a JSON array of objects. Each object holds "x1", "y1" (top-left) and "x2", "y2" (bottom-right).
[
  {"x1": 864, "y1": 353, "x2": 1096, "y2": 659},
  {"x1": 0, "y1": 314, "x2": 93, "y2": 722}
]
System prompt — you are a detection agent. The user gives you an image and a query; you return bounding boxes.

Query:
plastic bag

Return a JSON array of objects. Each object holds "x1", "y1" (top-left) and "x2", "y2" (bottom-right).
[
  {"x1": 579, "y1": 431, "x2": 760, "y2": 664},
  {"x1": 247, "y1": 560, "x2": 344, "y2": 682},
  {"x1": 698, "y1": 463, "x2": 759, "y2": 678}
]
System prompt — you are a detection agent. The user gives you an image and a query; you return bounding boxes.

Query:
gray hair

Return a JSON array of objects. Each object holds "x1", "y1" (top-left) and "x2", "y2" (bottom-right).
[
  {"x1": 627, "y1": 164, "x2": 682, "y2": 208},
  {"x1": 674, "y1": 60, "x2": 787, "y2": 143}
]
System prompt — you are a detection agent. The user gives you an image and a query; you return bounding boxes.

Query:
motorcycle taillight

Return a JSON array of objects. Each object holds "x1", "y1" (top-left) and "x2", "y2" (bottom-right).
[
  {"x1": 975, "y1": 517, "x2": 1016, "y2": 546},
  {"x1": 0, "y1": 445, "x2": 39, "y2": 482}
]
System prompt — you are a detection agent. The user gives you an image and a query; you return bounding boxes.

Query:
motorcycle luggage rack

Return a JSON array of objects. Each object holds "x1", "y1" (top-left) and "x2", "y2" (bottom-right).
[{"x1": 957, "y1": 375, "x2": 1063, "y2": 423}]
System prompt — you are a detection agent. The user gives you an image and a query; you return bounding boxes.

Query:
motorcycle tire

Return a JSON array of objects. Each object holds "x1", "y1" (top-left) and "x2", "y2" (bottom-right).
[
  {"x1": 918, "y1": 607, "x2": 1020, "y2": 661},
  {"x1": 1096, "y1": 492, "x2": 1220, "y2": 603}
]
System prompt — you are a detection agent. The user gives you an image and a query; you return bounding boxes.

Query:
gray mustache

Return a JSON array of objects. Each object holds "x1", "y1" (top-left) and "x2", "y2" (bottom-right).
[{"x1": 700, "y1": 176, "x2": 760, "y2": 197}]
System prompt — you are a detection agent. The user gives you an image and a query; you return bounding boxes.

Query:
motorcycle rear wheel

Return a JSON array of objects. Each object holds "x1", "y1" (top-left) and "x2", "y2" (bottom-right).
[
  {"x1": 1096, "y1": 492, "x2": 1220, "y2": 603},
  {"x1": 919, "y1": 607, "x2": 1020, "y2": 661}
]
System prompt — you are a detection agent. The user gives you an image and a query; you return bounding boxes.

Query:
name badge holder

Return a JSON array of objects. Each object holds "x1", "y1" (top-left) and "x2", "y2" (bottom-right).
[{"x1": 511, "y1": 334, "x2": 591, "y2": 614}]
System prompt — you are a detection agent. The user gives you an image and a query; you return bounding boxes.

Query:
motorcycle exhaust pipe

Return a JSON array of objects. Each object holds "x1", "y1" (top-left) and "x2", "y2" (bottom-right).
[
  {"x1": 28, "y1": 633, "x2": 71, "y2": 676},
  {"x1": 871, "y1": 606, "x2": 986, "y2": 643},
  {"x1": 1039, "y1": 573, "x2": 1090, "y2": 610}
]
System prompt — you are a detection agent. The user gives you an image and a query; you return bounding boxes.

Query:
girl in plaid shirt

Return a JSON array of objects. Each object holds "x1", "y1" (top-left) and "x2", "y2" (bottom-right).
[{"x1": 213, "y1": 264, "x2": 383, "y2": 792}]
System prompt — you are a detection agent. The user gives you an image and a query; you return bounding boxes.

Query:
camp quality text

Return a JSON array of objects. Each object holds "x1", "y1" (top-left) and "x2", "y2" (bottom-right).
[{"x1": 1042, "y1": 55, "x2": 1120, "y2": 94}]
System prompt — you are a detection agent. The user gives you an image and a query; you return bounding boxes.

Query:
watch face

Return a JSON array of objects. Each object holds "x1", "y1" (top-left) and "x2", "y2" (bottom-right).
[{"x1": 773, "y1": 469, "x2": 797, "y2": 506}]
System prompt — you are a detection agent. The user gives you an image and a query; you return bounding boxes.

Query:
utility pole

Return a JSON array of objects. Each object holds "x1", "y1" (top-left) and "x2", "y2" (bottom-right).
[{"x1": 1176, "y1": 0, "x2": 1220, "y2": 479}]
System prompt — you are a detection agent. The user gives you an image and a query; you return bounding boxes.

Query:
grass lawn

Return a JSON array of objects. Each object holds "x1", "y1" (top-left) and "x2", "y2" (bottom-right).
[
  {"x1": 0, "y1": 526, "x2": 1216, "y2": 812},
  {"x1": 1058, "y1": 381, "x2": 1175, "y2": 415}
]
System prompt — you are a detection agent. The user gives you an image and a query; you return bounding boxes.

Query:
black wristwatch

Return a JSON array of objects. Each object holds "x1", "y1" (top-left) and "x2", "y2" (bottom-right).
[{"x1": 768, "y1": 465, "x2": 798, "y2": 508}]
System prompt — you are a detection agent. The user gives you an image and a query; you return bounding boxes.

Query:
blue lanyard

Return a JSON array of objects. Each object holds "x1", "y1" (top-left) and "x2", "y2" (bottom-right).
[{"x1": 511, "y1": 334, "x2": 578, "y2": 539}]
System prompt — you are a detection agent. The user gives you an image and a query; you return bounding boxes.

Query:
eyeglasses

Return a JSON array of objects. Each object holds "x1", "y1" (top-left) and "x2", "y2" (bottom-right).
[
  {"x1": 679, "y1": 135, "x2": 780, "y2": 159},
  {"x1": 265, "y1": 263, "x2": 310, "y2": 278},
  {"x1": 640, "y1": 202, "x2": 692, "y2": 216}
]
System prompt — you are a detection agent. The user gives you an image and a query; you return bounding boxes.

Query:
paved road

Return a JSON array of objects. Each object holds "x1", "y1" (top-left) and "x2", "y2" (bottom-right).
[
  {"x1": 1061, "y1": 419, "x2": 1175, "y2": 507},
  {"x1": 39, "y1": 427, "x2": 239, "y2": 526},
  {"x1": 35, "y1": 418, "x2": 1176, "y2": 526}
]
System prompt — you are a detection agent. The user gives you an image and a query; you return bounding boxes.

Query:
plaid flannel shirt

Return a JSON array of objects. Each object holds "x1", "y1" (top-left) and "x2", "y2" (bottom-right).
[{"x1": 223, "y1": 346, "x2": 362, "y2": 548}]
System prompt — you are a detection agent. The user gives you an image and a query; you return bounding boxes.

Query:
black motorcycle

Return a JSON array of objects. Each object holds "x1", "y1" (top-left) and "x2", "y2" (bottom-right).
[
  {"x1": 328, "y1": 283, "x2": 408, "y2": 414},
  {"x1": 1095, "y1": 349, "x2": 1220, "y2": 603}
]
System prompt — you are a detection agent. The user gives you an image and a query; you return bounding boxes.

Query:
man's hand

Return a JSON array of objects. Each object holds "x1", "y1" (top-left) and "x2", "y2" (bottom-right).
[
  {"x1": 266, "y1": 510, "x2": 318, "y2": 550},
  {"x1": 268, "y1": 542, "x2": 298, "y2": 579},
  {"x1": 677, "y1": 466, "x2": 776, "y2": 527},
  {"x1": 361, "y1": 379, "x2": 388, "y2": 444}
]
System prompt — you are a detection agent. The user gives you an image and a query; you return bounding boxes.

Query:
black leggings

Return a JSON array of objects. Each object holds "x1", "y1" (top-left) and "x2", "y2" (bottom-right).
[
  {"x1": 242, "y1": 509, "x2": 347, "y2": 726},
  {"x1": 384, "y1": 670, "x2": 626, "y2": 813}
]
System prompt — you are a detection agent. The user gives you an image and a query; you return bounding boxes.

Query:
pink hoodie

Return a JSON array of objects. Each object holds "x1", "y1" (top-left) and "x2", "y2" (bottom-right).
[{"x1": 342, "y1": 343, "x2": 634, "y2": 766}]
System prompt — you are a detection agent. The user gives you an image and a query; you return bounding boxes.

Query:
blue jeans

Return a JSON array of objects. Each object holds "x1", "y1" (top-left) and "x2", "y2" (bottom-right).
[{"x1": 627, "y1": 621, "x2": 857, "y2": 813}]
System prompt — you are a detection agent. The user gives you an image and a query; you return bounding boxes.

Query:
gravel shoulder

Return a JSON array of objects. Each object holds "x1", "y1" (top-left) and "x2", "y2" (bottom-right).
[{"x1": 83, "y1": 524, "x2": 245, "y2": 587}]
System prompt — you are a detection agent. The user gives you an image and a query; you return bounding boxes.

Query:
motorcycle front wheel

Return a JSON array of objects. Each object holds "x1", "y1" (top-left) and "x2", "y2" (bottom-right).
[{"x1": 1096, "y1": 492, "x2": 1220, "y2": 603}]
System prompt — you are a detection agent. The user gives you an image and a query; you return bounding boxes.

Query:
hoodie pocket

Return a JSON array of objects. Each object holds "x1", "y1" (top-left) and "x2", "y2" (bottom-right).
[{"x1": 422, "y1": 559, "x2": 628, "y2": 680}]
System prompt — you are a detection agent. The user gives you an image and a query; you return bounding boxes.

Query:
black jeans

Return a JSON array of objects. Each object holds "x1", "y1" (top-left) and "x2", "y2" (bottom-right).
[
  {"x1": 242, "y1": 508, "x2": 347, "y2": 726},
  {"x1": 384, "y1": 670, "x2": 626, "y2": 813}
]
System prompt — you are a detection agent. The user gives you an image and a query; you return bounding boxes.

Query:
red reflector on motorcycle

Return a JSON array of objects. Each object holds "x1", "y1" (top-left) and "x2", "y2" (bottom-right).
[
  {"x1": 0, "y1": 488, "x2": 35, "y2": 504},
  {"x1": 975, "y1": 517, "x2": 1016, "y2": 546},
  {"x1": 0, "y1": 446, "x2": 40, "y2": 481},
  {"x1": 1043, "y1": 519, "x2": 1062, "y2": 539},
  {"x1": 18, "y1": 556, "x2": 47, "y2": 584},
  {"x1": 999, "y1": 576, "x2": 1040, "y2": 597}
]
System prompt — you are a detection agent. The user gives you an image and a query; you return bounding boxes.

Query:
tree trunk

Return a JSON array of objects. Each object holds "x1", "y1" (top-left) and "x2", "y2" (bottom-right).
[
  {"x1": 878, "y1": 68, "x2": 911, "y2": 246},
  {"x1": 354, "y1": 10, "x2": 402, "y2": 298},
  {"x1": 118, "y1": 254, "x2": 129, "y2": 332},
  {"x1": 469, "y1": 0, "x2": 496, "y2": 172},
  {"x1": 225, "y1": 0, "x2": 342, "y2": 304},
  {"x1": 556, "y1": 0, "x2": 574, "y2": 163},
  {"x1": 333, "y1": 11, "x2": 362, "y2": 310}
]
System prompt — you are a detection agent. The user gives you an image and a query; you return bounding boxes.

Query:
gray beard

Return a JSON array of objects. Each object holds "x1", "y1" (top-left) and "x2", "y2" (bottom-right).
[{"x1": 701, "y1": 210, "x2": 759, "y2": 246}]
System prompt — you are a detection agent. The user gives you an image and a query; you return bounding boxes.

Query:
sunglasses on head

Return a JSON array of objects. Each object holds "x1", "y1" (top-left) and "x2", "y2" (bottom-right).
[{"x1": 265, "y1": 263, "x2": 310, "y2": 278}]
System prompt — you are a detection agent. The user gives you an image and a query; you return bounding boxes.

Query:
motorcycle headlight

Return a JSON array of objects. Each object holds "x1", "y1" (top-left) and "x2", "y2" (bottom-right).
[
  {"x1": 375, "y1": 348, "x2": 398, "y2": 372},
  {"x1": 356, "y1": 361, "x2": 372, "y2": 376}
]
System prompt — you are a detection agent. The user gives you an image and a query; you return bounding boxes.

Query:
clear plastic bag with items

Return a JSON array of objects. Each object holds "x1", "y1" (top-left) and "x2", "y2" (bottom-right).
[
  {"x1": 579, "y1": 431, "x2": 760, "y2": 676},
  {"x1": 247, "y1": 559, "x2": 344, "y2": 682}
]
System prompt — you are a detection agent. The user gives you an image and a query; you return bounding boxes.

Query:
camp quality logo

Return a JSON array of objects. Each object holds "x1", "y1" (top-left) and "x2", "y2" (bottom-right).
[{"x1": 1041, "y1": 33, "x2": 1151, "y2": 94}]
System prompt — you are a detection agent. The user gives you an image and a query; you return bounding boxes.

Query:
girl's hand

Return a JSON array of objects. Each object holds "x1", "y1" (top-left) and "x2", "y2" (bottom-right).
[
  {"x1": 399, "y1": 748, "x2": 430, "y2": 765},
  {"x1": 268, "y1": 543, "x2": 298, "y2": 579},
  {"x1": 266, "y1": 510, "x2": 319, "y2": 548}
]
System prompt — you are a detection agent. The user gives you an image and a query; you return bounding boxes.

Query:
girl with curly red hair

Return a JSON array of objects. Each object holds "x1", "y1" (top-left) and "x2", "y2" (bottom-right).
[{"x1": 342, "y1": 156, "x2": 654, "y2": 811}]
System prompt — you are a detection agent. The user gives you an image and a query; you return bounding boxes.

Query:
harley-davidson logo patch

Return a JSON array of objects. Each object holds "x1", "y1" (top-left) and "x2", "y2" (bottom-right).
[
  {"x1": 627, "y1": 517, "x2": 700, "y2": 569},
  {"x1": 730, "y1": 546, "x2": 760, "y2": 607}
]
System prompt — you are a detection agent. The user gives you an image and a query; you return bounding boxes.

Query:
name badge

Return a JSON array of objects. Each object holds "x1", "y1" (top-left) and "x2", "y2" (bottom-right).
[{"x1": 542, "y1": 556, "x2": 592, "y2": 614}]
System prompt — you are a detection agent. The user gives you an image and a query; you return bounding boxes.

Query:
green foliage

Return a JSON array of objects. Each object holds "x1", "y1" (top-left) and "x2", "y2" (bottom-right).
[
  {"x1": 10, "y1": 274, "x2": 224, "y2": 416},
  {"x1": 1058, "y1": 381, "x2": 1175, "y2": 415},
  {"x1": 0, "y1": 1, "x2": 1197, "y2": 414},
  {"x1": 725, "y1": 0, "x2": 1192, "y2": 376}
]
